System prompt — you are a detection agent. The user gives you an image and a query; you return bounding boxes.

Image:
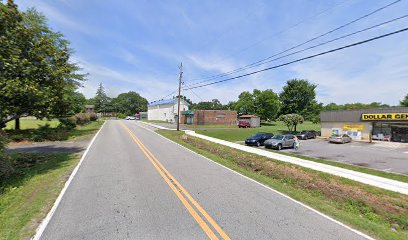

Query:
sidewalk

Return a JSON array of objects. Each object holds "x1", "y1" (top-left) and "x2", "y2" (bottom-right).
[{"x1": 141, "y1": 121, "x2": 408, "y2": 195}]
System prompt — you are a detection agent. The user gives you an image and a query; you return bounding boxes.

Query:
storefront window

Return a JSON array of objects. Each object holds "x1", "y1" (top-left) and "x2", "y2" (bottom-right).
[{"x1": 373, "y1": 123, "x2": 408, "y2": 142}]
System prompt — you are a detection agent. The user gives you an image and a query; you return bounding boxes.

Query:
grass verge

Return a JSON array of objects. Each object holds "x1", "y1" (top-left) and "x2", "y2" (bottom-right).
[
  {"x1": 141, "y1": 120, "x2": 169, "y2": 124},
  {"x1": 184, "y1": 124, "x2": 238, "y2": 129},
  {"x1": 157, "y1": 130, "x2": 408, "y2": 240},
  {"x1": 0, "y1": 153, "x2": 79, "y2": 240},
  {"x1": 268, "y1": 150, "x2": 408, "y2": 183},
  {"x1": 5, "y1": 121, "x2": 103, "y2": 142}
]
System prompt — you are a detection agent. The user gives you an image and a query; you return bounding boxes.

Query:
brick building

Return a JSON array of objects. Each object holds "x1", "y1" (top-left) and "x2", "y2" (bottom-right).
[{"x1": 181, "y1": 110, "x2": 237, "y2": 126}]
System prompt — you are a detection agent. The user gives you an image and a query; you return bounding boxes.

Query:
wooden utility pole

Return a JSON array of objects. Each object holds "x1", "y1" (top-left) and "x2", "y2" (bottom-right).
[{"x1": 176, "y1": 62, "x2": 183, "y2": 131}]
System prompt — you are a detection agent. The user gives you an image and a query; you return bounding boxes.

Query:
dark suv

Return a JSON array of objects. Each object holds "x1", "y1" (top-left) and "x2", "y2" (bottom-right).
[
  {"x1": 296, "y1": 130, "x2": 316, "y2": 140},
  {"x1": 245, "y1": 133, "x2": 274, "y2": 147}
]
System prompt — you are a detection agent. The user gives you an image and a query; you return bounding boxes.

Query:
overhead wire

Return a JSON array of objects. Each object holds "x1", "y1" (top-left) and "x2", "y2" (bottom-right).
[
  {"x1": 201, "y1": 0, "x2": 353, "y2": 70},
  {"x1": 183, "y1": 27, "x2": 408, "y2": 90},
  {"x1": 184, "y1": 14, "x2": 408, "y2": 88},
  {"x1": 186, "y1": 0, "x2": 402, "y2": 86}
]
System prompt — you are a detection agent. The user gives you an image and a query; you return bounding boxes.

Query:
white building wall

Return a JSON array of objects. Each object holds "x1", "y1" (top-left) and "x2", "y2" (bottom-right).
[{"x1": 147, "y1": 101, "x2": 189, "y2": 123}]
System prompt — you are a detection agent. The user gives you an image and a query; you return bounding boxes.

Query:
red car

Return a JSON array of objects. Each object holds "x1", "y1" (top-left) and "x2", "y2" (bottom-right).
[{"x1": 238, "y1": 120, "x2": 250, "y2": 128}]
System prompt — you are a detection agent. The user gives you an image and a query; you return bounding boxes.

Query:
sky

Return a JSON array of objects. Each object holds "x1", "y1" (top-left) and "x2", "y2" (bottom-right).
[{"x1": 15, "y1": 0, "x2": 408, "y2": 105}]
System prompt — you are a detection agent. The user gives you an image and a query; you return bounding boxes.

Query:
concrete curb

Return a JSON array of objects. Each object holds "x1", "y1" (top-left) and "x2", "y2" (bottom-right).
[{"x1": 142, "y1": 122, "x2": 408, "y2": 195}]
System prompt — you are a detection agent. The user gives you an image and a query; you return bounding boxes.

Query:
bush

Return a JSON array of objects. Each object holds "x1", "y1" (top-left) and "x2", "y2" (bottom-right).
[
  {"x1": 89, "y1": 112, "x2": 98, "y2": 121},
  {"x1": 58, "y1": 117, "x2": 77, "y2": 130},
  {"x1": 74, "y1": 113, "x2": 90, "y2": 125},
  {"x1": 0, "y1": 131, "x2": 9, "y2": 152},
  {"x1": 0, "y1": 154, "x2": 14, "y2": 182},
  {"x1": 31, "y1": 124, "x2": 53, "y2": 142},
  {"x1": 116, "y1": 113, "x2": 126, "y2": 119}
]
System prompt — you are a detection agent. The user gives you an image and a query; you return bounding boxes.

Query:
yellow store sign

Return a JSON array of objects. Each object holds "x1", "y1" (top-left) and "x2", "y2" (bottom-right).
[
  {"x1": 361, "y1": 113, "x2": 408, "y2": 121},
  {"x1": 343, "y1": 124, "x2": 364, "y2": 130}
]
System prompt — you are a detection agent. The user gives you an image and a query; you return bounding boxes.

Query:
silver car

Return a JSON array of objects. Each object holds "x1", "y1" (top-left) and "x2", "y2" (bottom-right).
[
  {"x1": 329, "y1": 134, "x2": 352, "y2": 144},
  {"x1": 264, "y1": 134, "x2": 296, "y2": 150}
]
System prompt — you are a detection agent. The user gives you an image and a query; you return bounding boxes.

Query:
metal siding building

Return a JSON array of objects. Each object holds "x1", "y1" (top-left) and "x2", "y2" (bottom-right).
[
  {"x1": 320, "y1": 107, "x2": 408, "y2": 142},
  {"x1": 147, "y1": 99, "x2": 189, "y2": 123}
]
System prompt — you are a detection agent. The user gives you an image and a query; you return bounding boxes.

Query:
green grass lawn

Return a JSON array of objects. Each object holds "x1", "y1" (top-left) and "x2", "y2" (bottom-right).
[
  {"x1": 158, "y1": 130, "x2": 408, "y2": 240},
  {"x1": 141, "y1": 120, "x2": 169, "y2": 124},
  {"x1": 4, "y1": 121, "x2": 103, "y2": 142},
  {"x1": 195, "y1": 121, "x2": 320, "y2": 142},
  {"x1": 0, "y1": 153, "x2": 79, "y2": 240},
  {"x1": 4, "y1": 118, "x2": 60, "y2": 130},
  {"x1": 184, "y1": 124, "x2": 238, "y2": 129}
]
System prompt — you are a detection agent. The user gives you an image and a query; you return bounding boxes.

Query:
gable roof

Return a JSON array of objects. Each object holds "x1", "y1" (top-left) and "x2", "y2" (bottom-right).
[{"x1": 148, "y1": 98, "x2": 189, "y2": 107}]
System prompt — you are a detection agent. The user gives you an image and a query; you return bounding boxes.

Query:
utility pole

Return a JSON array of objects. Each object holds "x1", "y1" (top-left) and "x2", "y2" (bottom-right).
[{"x1": 177, "y1": 62, "x2": 183, "y2": 131}]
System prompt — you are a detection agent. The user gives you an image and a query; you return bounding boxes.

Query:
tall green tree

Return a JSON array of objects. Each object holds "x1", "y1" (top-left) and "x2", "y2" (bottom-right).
[
  {"x1": 234, "y1": 91, "x2": 255, "y2": 115},
  {"x1": 279, "y1": 79, "x2": 317, "y2": 120},
  {"x1": 111, "y1": 91, "x2": 148, "y2": 115},
  {"x1": 400, "y1": 94, "x2": 408, "y2": 107},
  {"x1": 192, "y1": 99, "x2": 225, "y2": 110},
  {"x1": 0, "y1": 2, "x2": 85, "y2": 129},
  {"x1": 253, "y1": 89, "x2": 280, "y2": 120},
  {"x1": 93, "y1": 83, "x2": 110, "y2": 112}
]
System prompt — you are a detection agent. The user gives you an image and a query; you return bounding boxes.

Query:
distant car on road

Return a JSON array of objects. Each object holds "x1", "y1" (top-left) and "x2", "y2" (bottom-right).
[
  {"x1": 264, "y1": 134, "x2": 296, "y2": 150},
  {"x1": 245, "y1": 133, "x2": 274, "y2": 147},
  {"x1": 126, "y1": 116, "x2": 136, "y2": 120},
  {"x1": 296, "y1": 130, "x2": 317, "y2": 140},
  {"x1": 329, "y1": 134, "x2": 352, "y2": 144}
]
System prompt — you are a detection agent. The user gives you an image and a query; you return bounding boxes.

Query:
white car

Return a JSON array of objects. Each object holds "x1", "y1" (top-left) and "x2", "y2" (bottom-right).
[{"x1": 125, "y1": 116, "x2": 136, "y2": 120}]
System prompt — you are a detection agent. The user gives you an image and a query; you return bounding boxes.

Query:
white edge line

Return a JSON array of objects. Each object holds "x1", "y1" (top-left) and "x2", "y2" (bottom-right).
[
  {"x1": 135, "y1": 121, "x2": 375, "y2": 240},
  {"x1": 31, "y1": 121, "x2": 106, "y2": 240}
]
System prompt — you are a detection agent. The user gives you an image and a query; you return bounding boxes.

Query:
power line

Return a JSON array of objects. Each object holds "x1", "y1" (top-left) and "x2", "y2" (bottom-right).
[
  {"x1": 187, "y1": 0, "x2": 402, "y2": 85},
  {"x1": 203, "y1": 0, "x2": 352, "y2": 69},
  {"x1": 184, "y1": 27, "x2": 408, "y2": 90},
  {"x1": 184, "y1": 14, "x2": 408, "y2": 88}
]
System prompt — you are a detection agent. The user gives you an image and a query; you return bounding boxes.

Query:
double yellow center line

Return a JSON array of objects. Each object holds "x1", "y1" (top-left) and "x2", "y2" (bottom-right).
[{"x1": 120, "y1": 123, "x2": 230, "y2": 240}]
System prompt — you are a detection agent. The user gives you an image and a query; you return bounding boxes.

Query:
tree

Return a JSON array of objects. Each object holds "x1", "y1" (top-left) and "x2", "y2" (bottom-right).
[
  {"x1": 192, "y1": 99, "x2": 225, "y2": 110},
  {"x1": 279, "y1": 79, "x2": 317, "y2": 120},
  {"x1": 93, "y1": 83, "x2": 110, "y2": 112},
  {"x1": 110, "y1": 91, "x2": 148, "y2": 115},
  {"x1": 65, "y1": 92, "x2": 86, "y2": 115},
  {"x1": 400, "y1": 94, "x2": 408, "y2": 107},
  {"x1": 277, "y1": 114, "x2": 304, "y2": 132},
  {"x1": 174, "y1": 95, "x2": 192, "y2": 105},
  {"x1": 0, "y1": 3, "x2": 85, "y2": 129},
  {"x1": 234, "y1": 91, "x2": 256, "y2": 115},
  {"x1": 253, "y1": 89, "x2": 280, "y2": 120}
]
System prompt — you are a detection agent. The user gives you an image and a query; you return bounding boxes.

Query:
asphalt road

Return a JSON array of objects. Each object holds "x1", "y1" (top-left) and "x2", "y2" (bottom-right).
[{"x1": 40, "y1": 120, "x2": 369, "y2": 240}]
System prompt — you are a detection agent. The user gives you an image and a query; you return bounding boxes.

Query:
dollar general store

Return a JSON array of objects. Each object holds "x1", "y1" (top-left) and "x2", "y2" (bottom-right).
[{"x1": 320, "y1": 107, "x2": 408, "y2": 142}]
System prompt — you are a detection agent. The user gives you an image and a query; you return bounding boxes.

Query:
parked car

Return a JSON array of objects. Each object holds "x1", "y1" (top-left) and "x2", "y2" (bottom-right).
[
  {"x1": 245, "y1": 133, "x2": 274, "y2": 147},
  {"x1": 296, "y1": 130, "x2": 316, "y2": 140},
  {"x1": 264, "y1": 134, "x2": 296, "y2": 150},
  {"x1": 329, "y1": 134, "x2": 352, "y2": 144},
  {"x1": 126, "y1": 116, "x2": 136, "y2": 120},
  {"x1": 238, "y1": 120, "x2": 250, "y2": 128}
]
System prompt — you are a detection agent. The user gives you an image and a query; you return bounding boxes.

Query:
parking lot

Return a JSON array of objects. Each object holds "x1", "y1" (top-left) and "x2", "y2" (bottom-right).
[{"x1": 244, "y1": 138, "x2": 408, "y2": 175}]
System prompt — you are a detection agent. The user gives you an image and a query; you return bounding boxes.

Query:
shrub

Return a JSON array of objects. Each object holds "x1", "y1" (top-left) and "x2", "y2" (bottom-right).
[
  {"x1": 0, "y1": 131, "x2": 9, "y2": 152},
  {"x1": 89, "y1": 112, "x2": 98, "y2": 121},
  {"x1": 116, "y1": 113, "x2": 126, "y2": 119},
  {"x1": 74, "y1": 113, "x2": 90, "y2": 125},
  {"x1": 0, "y1": 154, "x2": 14, "y2": 182},
  {"x1": 58, "y1": 117, "x2": 77, "y2": 130},
  {"x1": 31, "y1": 124, "x2": 53, "y2": 142}
]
